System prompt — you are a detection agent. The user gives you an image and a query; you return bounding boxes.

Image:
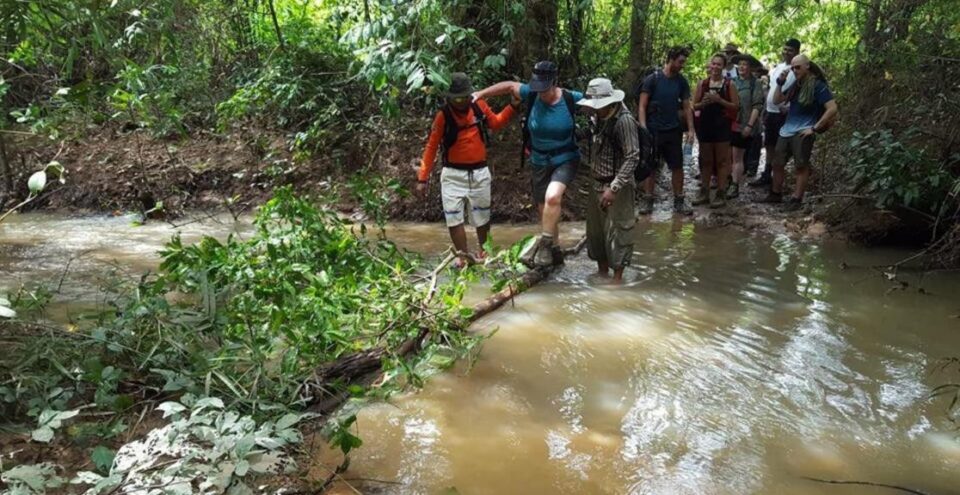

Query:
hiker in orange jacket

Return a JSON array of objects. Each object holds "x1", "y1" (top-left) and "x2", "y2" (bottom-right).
[{"x1": 417, "y1": 72, "x2": 517, "y2": 266}]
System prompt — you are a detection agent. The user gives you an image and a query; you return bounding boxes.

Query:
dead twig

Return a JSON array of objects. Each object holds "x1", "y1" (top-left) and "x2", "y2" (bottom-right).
[{"x1": 799, "y1": 476, "x2": 929, "y2": 495}]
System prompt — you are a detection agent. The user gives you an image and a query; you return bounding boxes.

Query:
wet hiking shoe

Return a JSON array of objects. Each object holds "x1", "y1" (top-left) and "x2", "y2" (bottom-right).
[
  {"x1": 782, "y1": 196, "x2": 803, "y2": 212},
  {"x1": 533, "y1": 235, "x2": 556, "y2": 268},
  {"x1": 757, "y1": 192, "x2": 783, "y2": 204},
  {"x1": 673, "y1": 196, "x2": 693, "y2": 216},
  {"x1": 637, "y1": 196, "x2": 654, "y2": 215},
  {"x1": 709, "y1": 189, "x2": 727, "y2": 209},
  {"x1": 727, "y1": 182, "x2": 740, "y2": 199},
  {"x1": 691, "y1": 188, "x2": 710, "y2": 206}
]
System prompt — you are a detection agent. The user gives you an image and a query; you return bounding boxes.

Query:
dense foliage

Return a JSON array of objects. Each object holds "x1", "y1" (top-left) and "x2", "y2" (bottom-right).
[{"x1": 0, "y1": 186, "x2": 490, "y2": 492}]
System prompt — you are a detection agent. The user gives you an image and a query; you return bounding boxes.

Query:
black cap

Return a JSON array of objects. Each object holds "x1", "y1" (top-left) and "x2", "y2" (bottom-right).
[
  {"x1": 529, "y1": 61, "x2": 558, "y2": 92},
  {"x1": 445, "y1": 72, "x2": 473, "y2": 98},
  {"x1": 785, "y1": 38, "x2": 801, "y2": 51}
]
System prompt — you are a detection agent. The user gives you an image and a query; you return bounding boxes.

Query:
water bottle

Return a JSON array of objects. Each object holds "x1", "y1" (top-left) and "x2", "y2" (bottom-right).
[{"x1": 683, "y1": 142, "x2": 693, "y2": 167}]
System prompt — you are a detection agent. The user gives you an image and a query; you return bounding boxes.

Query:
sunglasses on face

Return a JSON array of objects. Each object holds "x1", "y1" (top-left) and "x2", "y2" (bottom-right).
[{"x1": 450, "y1": 96, "x2": 470, "y2": 104}]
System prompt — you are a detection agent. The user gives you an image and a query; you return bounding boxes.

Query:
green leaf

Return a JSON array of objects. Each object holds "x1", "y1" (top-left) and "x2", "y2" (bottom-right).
[
  {"x1": 31, "y1": 425, "x2": 54, "y2": 443},
  {"x1": 91, "y1": 446, "x2": 116, "y2": 473},
  {"x1": 157, "y1": 401, "x2": 187, "y2": 418},
  {"x1": 275, "y1": 413, "x2": 301, "y2": 430}
]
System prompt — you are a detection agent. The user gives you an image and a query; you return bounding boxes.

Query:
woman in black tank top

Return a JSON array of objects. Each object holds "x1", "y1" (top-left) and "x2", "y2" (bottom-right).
[{"x1": 692, "y1": 53, "x2": 739, "y2": 208}]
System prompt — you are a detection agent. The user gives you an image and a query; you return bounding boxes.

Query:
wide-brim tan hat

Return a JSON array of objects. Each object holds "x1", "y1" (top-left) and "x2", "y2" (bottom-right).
[{"x1": 575, "y1": 78, "x2": 625, "y2": 110}]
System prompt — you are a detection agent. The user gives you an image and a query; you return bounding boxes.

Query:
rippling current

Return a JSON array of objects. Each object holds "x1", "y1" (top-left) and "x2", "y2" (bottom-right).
[{"x1": 2, "y1": 214, "x2": 959, "y2": 494}]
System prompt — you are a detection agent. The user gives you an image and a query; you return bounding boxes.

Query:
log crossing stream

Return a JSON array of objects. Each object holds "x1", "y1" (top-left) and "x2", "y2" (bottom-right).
[{"x1": 2, "y1": 214, "x2": 960, "y2": 494}]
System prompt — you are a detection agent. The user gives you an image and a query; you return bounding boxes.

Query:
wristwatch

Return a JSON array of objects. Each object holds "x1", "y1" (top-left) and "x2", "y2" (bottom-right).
[{"x1": 610, "y1": 182, "x2": 621, "y2": 193}]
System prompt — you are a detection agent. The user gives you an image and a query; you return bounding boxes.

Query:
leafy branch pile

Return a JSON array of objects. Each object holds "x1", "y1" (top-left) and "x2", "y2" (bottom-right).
[{"x1": 1, "y1": 186, "x2": 488, "y2": 492}]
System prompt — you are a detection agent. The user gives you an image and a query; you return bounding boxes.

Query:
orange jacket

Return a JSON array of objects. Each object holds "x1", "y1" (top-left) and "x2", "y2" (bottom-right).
[{"x1": 418, "y1": 100, "x2": 515, "y2": 182}]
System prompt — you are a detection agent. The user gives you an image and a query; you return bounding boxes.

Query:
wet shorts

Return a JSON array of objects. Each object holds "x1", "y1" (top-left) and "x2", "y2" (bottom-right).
[
  {"x1": 441, "y1": 166, "x2": 491, "y2": 227},
  {"x1": 532, "y1": 160, "x2": 579, "y2": 204},
  {"x1": 763, "y1": 112, "x2": 787, "y2": 148},
  {"x1": 774, "y1": 133, "x2": 816, "y2": 169},
  {"x1": 586, "y1": 182, "x2": 636, "y2": 269},
  {"x1": 652, "y1": 127, "x2": 684, "y2": 171}
]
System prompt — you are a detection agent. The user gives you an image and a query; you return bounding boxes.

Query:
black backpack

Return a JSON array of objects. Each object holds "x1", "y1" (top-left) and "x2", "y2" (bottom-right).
[
  {"x1": 591, "y1": 110, "x2": 654, "y2": 183},
  {"x1": 520, "y1": 90, "x2": 578, "y2": 167},
  {"x1": 440, "y1": 102, "x2": 488, "y2": 166}
]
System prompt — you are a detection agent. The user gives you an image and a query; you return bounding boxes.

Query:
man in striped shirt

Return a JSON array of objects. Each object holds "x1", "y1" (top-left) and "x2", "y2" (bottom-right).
[{"x1": 577, "y1": 78, "x2": 640, "y2": 282}]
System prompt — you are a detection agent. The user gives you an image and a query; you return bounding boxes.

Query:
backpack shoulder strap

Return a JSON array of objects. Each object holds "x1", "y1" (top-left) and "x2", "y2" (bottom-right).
[
  {"x1": 471, "y1": 101, "x2": 486, "y2": 122},
  {"x1": 471, "y1": 101, "x2": 489, "y2": 144},
  {"x1": 523, "y1": 92, "x2": 537, "y2": 121},
  {"x1": 561, "y1": 89, "x2": 576, "y2": 119},
  {"x1": 441, "y1": 105, "x2": 456, "y2": 145}
]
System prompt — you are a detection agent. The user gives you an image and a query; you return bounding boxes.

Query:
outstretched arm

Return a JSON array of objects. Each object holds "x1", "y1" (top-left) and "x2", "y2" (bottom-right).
[
  {"x1": 474, "y1": 81, "x2": 522, "y2": 101},
  {"x1": 479, "y1": 99, "x2": 517, "y2": 131}
]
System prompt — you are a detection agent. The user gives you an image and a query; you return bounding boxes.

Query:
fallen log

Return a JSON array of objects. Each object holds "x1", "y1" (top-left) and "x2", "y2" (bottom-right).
[{"x1": 305, "y1": 236, "x2": 587, "y2": 413}]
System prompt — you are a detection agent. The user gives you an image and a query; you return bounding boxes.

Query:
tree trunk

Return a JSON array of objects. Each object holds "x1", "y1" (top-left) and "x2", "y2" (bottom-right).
[
  {"x1": 511, "y1": 0, "x2": 558, "y2": 73},
  {"x1": 0, "y1": 133, "x2": 12, "y2": 195},
  {"x1": 563, "y1": 0, "x2": 584, "y2": 79},
  {"x1": 266, "y1": 0, "x2": 286, "y2": 52},
  {"x1": 624, "y1": 0, "x2": 652, "y2": 105}
]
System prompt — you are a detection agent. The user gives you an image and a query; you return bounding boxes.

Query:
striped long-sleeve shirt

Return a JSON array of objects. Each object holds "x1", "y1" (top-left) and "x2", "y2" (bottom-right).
[{"x1": 587, "y1": 104, "x2": 640, "y2": 192}]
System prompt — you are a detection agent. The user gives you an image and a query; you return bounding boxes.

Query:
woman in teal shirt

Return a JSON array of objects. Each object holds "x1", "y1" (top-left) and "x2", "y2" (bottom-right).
[{"x1": 473, "y1": 61, "x2": 583, "y2": 267}]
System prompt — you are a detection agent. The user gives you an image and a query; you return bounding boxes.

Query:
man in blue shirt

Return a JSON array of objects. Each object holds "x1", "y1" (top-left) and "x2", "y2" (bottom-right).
[
  {"x1": 760, "y1": 54, "x2": 839, "y2": 211},
  {"x1": 474, "y1": 61, "x2": 584, "y2": 266},
  {"x1": 638, "y1": 46, "x2": 697, "y2": 215}
]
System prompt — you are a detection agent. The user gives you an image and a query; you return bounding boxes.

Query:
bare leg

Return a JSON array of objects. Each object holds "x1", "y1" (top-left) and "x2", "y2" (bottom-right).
[
  {"x1": 643, "y1": 173, "x2": 656, "y2": 196},
  {"x1": 598, "y1": 260, "x2": 610, "y2": 276},
  {"x1": 732, "y1": 147, "x2": 746, "y2": 185},
  {"x1": 772, "y1": 160, "x2": 786, "y2": 194},
  {"x1": 542, "y1": 181, "x2": 567, "y2": 240},
  {"x1": 612, "y1": 267, "x2": 624, "y2": 282},
  {"x1": 449, "y1": 224, "x2": 469, "y2": 264},
  {"x1": 476, "y1": 223, "x2": 490, "y2": 256},
  {"x1": 671, "y1": 168, "x2": 684, "y2": 196},
  {"x1": 794, "y1": 167, "x2": 811, "y2": 200}
]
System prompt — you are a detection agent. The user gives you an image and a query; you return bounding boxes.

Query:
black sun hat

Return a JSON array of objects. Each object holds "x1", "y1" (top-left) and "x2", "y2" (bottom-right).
[
  {"x1": 529, "y1": 61, "x2": 558, "y2": 92},
  {"x1": 445, "y1": 72, "x2": 473, "y2": 98}
]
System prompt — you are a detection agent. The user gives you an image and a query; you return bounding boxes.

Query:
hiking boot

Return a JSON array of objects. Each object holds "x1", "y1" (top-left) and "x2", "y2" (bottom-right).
[
  {"x1": 637, "y1": 195, "x2": 654, "y2": 215},
  {"x1": 782, "y1": 196, "x2": 803, "y2": 212},
  {"x1": 749, "y1": 175, "x2": 771, "y2": 188},
  {"x1": 691, "y1": 188, "x2": 710, "y2": 206},
  {"x1": 726, "y1": 182, "x2": 740, "y2": 199},
  {"x1": 709, "y1": 189, "x2": 727, "y2": 208},
  {"x1": 533, "y1": 235, "x2": 556, "y2": 267},
  {"x1": 673, "y1": 196, "x2": 693, "y2": 216},
  {"x1": 757, "y1": 191, "x2": 783, "y2": 204}
]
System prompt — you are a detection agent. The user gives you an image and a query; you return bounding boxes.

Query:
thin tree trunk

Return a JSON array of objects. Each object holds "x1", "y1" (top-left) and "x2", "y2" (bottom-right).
[
  {"x1": 624, "y1": 0, "x2": 652, "y2": 105},
  {"x1": 266, "y1": 0, "x2": 285, "y2": 52},
  {"x1": 0, "y1": 132, "x2": 12, "y2": 194}
]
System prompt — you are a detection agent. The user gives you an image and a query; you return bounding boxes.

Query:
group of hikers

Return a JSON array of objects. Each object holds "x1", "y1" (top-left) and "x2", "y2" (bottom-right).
[{"x1": 416, "y1": 39, "x2": 839, "y2": 281}]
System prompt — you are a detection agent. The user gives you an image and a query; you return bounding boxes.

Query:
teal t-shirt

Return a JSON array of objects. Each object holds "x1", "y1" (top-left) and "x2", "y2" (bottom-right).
[{"x1": 520, "y1": 84, "x2": 584, "y2": 167}]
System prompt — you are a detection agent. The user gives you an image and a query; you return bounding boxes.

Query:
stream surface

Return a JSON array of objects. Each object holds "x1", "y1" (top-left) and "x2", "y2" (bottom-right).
[{"x1": 2, "y1": 213, "x2": 960, "y2": 494}]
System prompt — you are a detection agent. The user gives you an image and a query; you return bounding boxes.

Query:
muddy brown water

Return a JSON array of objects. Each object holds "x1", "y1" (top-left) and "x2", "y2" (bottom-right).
[{"x1": 2, "y1": 213, "x2": 960, "y2": 494}]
